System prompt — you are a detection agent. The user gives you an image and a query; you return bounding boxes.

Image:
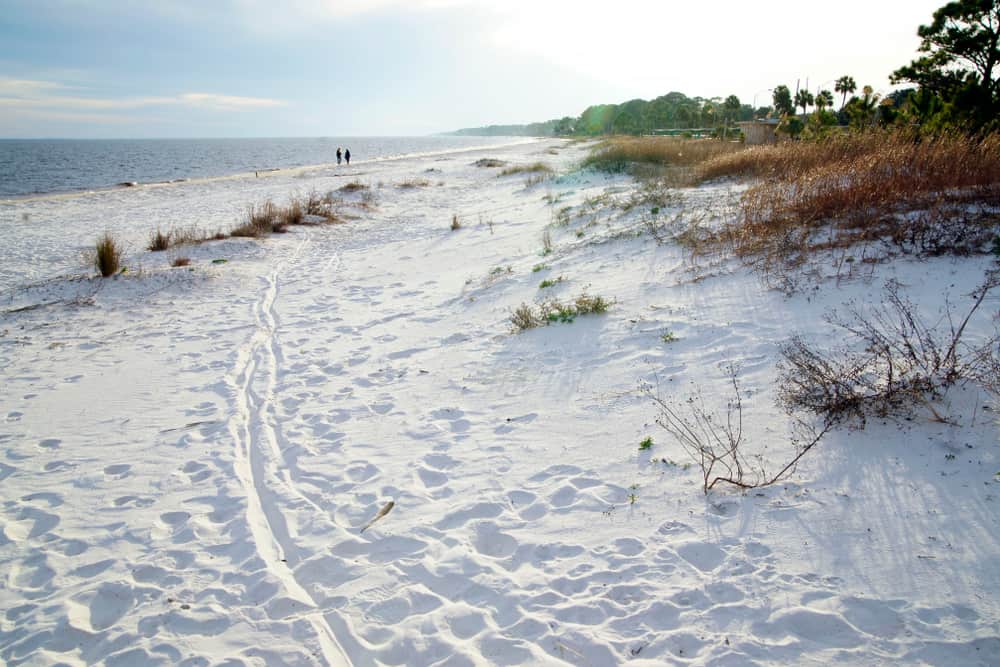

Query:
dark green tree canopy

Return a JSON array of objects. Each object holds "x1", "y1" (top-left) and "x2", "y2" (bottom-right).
[
  {"x1": 773, "y1": 85, "x2": 794, "y2": 116},
  {"x1": 892, "y1": 0, "x2": 999, "y2": 110}
]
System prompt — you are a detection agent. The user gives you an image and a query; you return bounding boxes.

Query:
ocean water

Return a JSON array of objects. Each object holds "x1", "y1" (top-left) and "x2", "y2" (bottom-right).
[{"x1": 0, "y1": 136, "x2": 527, "y2": 198}]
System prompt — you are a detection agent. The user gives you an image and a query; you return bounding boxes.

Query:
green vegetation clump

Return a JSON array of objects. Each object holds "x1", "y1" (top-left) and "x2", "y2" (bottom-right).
[
  {"x1": 510, "y1": 293, "x2": 613, "y2": 332},
  {"x1": 473, "y1": 158, "x2": 507, "y2": 168},
  {"x1": 639, "y1": 437, "x2": 653, "y2": 451},
  {"x1": 539, "y1": 276, "x2": 564, "y2": 289}
]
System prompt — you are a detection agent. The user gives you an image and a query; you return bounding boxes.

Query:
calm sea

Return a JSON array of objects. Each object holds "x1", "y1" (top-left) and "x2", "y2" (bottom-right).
[{"x1": 0, "y1": 136, "x2": 528, "y2": 198}]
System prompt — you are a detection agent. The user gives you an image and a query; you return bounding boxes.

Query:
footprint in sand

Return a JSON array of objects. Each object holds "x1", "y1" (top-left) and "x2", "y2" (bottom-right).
[
  {"x1": 346, "y1": 462, "x2": 378, "y2": 482},
  {"x1": 435, "y1": 502, "x2": 504, "y2": 530},
  {"x1": 103, "y1": 464, "x2": 131, "y2": 478},
  {"x1": 473, "y1": 522, "x2": 517, "y2": 559},
  {"x1": 416, "y1": 467, "x2": 448, "y2": 488},
  {"x1": 676, "y1": 541, "x2": 727, "y2": 572},
  {"x1": 37, "y1": 438, "x2": 61, "y2": 449}
]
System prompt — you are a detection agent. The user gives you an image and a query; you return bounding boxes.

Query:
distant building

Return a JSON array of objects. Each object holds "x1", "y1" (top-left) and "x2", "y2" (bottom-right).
[{"x1": 737, "y1": 119, "x2": 781, "y2": 145}]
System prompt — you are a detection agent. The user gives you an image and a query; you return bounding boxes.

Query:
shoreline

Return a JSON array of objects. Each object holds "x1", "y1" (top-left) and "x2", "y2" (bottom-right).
[{"x1": 0, "y1": 136, "x2": 540, "y2": 204}]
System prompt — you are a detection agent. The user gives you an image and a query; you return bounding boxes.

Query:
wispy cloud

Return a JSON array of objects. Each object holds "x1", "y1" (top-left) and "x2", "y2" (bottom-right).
[{"x1": 0, "y1": 77, "x2": 286, "y2": 114}]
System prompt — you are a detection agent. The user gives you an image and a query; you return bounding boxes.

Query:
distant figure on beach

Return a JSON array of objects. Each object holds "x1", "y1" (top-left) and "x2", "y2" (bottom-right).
[
  {"x1": 336, "y1": 147, "x2": 342, "y2": 165},
  {"x1": 345, "y1": 149, "x2": 351, "y2": 165}
]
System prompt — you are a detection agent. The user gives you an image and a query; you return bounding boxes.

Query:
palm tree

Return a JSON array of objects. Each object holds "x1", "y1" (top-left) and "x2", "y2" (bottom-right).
[
  {"x1": 815, "y1": 90, "x2": 834, "y2": 112},
  {"x1": 834, "y1": 76, "x2": 857, "y2": 111},
  {"x1": 794, "y1": 89, "x2": 814, "y2": 115}
]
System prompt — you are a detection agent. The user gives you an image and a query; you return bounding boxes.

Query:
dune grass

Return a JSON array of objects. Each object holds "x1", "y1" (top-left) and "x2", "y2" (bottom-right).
[
  {"x1": 499, "y1": 162, "x2": 554, "y2": 177},
  {"x1": 711, "y1": 131, "x2": 1000, "y2": 271},
  {"x1": 582, "y1": 136, "x2": 741, "y2": 179},
  {"x1": 94, "y1": 232, "x2": 123, "y2": 277}
]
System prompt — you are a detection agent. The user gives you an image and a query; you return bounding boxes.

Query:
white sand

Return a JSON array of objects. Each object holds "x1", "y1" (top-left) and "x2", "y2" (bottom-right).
[{"x1": 1, "y1": 139, "x2": 999, "y2": 666}]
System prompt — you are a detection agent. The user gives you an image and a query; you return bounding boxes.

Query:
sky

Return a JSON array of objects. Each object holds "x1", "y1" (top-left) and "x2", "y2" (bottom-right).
[{"x1": 0, "y1": 0, "x2": 947, "y2": 138}]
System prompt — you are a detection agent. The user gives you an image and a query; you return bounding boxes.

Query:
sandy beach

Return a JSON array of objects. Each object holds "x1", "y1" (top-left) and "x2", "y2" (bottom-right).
[{"x1": 1, "y1": 138, "x2": 999, "y2": 666}]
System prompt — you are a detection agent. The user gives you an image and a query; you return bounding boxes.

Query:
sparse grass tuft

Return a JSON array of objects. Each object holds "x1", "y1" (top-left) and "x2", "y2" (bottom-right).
[
  {"x1": 474, "y1": 158, "x2": 507, "y2": 168},
  {"x1": 280, "y1": 200, "x2": 304, "y2": 226},
  {"x1": 171, "y1": 256, "x2": 191, "y2": 267},
  {"x1": 532, "y1": 263, "x2": 550, "y2": 273},
  {"x1": 539, "y1": 276, "x2": 564, "y2": 289},
  {"x1": 94, "y1": 232, "x2": 123, "y2": 277},
  {"x1": 339, "y1": 180, "x2": 369, "y2": 192},
  {"x1": 451, "y1": 214, "x2": 461, "y2": 231},
  {"x1": 639, "y1": 437, "x2": 654, "y2": 451},
  {"x1": 541, "y1": 229, "x2": 554, "y2": 255},
  {"x1": 231, "y1": 200, "x2": 282, "y2": 237},
  {"x1": 398, "y1": 177, "x2": 431, "y2": 188},
  {"x1": 147, "y1": 229, "x2": 171, "y2": 252}
]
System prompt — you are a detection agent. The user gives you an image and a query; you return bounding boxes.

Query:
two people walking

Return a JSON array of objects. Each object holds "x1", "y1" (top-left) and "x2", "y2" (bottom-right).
[{"x1": 336, "y1": 147, "x2": 351, "y2": 165}]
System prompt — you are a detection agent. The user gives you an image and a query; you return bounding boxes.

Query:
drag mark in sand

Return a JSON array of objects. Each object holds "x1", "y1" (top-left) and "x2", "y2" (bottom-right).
[{"x1": 226, "y1": 235, "x2": 352, "y2": 666}]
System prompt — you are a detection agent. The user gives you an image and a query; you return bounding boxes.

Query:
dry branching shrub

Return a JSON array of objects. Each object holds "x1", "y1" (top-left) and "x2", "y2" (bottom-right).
[
  {"x1": 779, "y1": 273, "x2": 1000, "y2": 426},
  {"x1": 646, "y1": 365, "x2": 831, "y2": 494},
  {"x1": 94, "y1": 232, "x2": 123, "y2": 277},
  {"x1": 583, "y1": 136, "x2": 742, "y2": 182}
]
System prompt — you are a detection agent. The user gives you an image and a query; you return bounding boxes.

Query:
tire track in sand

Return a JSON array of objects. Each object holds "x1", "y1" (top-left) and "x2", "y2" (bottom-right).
[{"x1": 227, "y1": 235, "x2": 352, "y2": 666}]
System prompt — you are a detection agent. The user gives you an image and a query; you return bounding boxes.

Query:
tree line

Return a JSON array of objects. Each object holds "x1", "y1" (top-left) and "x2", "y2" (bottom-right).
[{"x1": 451, "y1": 0, "x2": 998, "y2": 139}]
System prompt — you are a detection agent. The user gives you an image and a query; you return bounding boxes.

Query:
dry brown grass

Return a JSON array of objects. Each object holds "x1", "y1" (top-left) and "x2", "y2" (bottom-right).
[
  {"x1": 94, "y1": 232, "x2": 122, "y2": 277},
  {"x1": 171, "y1": 256, "x2": 191, "y2": 267},
  {"x1": 398, "y1": 178, "x2": 431, "y2": 188},
  {"x1": 339, "y1": 180, "x2": 369, "y2": 192},
  {"x1": 715, "y1": 131, "x2": 1000, "y2": 272},
  {"x1": 583, "y1": 136, "x2": 742, "y2": 180},
  {"x1": 232, "y1": 200, "x2": 284, "y2": 237},
  {"x1": 499, "y1": 162, "x2": 554, "y2": 177},
  {"x1": 148, "y1": 229, "x2": 171, "y2": 251}
]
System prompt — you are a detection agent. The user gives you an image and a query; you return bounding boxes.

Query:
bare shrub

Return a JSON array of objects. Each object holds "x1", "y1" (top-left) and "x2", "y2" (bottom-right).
[
  {"x1": 94, "y1": 232, "x2": 123, "y2": 277},
  {"x1": 147, "y1": 228, "x2": 171, "y2": 251},
  {"x1": 779, "y1": 273, "x2": 1000, "y2": 426},
  {"x1": 647, "y1": 366, "x2": 831, "y2": 493}
]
